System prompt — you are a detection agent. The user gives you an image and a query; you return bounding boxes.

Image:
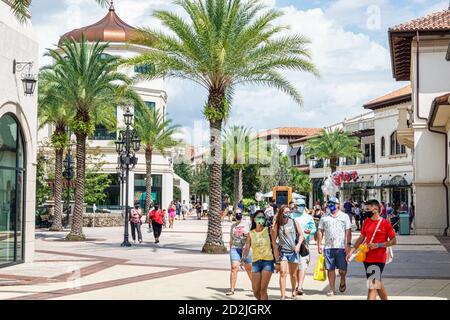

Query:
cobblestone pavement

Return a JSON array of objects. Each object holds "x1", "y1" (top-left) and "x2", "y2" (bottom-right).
[{"x1": 0, "y1": 216, "x2": 449, "y2": 300}]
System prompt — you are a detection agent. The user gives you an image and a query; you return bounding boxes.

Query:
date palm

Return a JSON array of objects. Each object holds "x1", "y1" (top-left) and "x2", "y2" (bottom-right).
[
  {"x1": 38, "y1": 72, "x2": 75, "y2": 231},
  {"x1": 305, "y1": 128, "x2": 363, "y2": 173},
  {"x1": 43, "y1": 36, "x2": 143, "y2": 240},
  {"x1": 134, "y1": 107, "x2": 180, "y2": 214},
  {"x1": 125, "y1": 0, "x2": 318, "y2": 253},
  {"x1": 9, "y1": 0, "x2": 109, "y2": 23}
]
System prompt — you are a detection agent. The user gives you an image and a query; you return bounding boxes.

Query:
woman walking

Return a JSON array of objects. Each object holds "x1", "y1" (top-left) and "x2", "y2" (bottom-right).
[
  {"x1": 168, "y1": 202, "x2": 176, "y2": 228},
  {"x1": 130, "y1": 203, "x2": 143, "y2": 244},
  {"x1": 149, "y1": 205, "x2": 164, "y2": 243},
  {"x1": 272, "y1": 205, "x2": 304, "y2": 300},
  {"x1": 227, "y1": 209, "x2": 252, "y2": 296},
  {"x1": 242, "y1": 210, "x2": 275, "y2": 300}
]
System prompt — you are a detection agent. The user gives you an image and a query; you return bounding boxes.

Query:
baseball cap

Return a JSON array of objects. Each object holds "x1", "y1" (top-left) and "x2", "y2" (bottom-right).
[{"x1": 328, "y1": 197, "x2": 340, "y2": 204}]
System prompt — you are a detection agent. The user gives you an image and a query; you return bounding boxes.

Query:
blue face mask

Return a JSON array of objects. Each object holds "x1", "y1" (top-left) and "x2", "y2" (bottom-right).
[
  {"x1": 298, "y1": 206, "x2": 305, "y2": 214},
  {"x1": 328, "y1": 203, "x2": 337, "y2": 212}
]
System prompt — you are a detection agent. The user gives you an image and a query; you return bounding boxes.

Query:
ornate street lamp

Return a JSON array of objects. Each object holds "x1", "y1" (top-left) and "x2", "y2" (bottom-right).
[
  {"x1": 116, "y1": 107, "x2": 141, "y2": 247},
  {"x1": 13, "y1": 60, "x2": 37, "y2": 96},
  {"x1": 62, "y1": 131, "x2": 75, "y2": 228}
]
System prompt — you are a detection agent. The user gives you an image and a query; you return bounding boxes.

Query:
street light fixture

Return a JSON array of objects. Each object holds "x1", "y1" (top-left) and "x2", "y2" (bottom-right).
[
  {"x1": 62, "y1": 130, "x2": 75, "y2": 228},
  {"x1": 13, "y1": 60, "x2": 37, "y2": 96},
  {"x1": 116, "y1": 107, "x2": 141, "y2": 247}
]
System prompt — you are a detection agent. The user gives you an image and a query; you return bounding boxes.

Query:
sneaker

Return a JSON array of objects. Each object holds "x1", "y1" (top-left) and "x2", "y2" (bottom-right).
[
  {"x1": 297, "y1": 288, "x2": 304, "y2": 296},
  {"x1": 326, "y1": 290, "x2": 335, "y2": 297}
]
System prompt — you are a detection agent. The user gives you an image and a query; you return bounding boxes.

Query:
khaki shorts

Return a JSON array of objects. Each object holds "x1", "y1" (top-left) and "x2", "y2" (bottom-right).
[{"x1": 298, "y1": 255, "x2": 310, "y2": 271}]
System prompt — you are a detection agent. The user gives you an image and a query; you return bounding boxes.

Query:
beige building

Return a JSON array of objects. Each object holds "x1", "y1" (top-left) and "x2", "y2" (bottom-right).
[
  {"x1": 0, "y1": 0, "x2": 39, "y2": 267},
  {"x1": 389, "y1": 8, "x2": 450, "y2": 235}
]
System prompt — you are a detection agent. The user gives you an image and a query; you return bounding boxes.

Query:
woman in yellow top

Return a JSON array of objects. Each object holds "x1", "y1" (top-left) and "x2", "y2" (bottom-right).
[{"x1": 242, "y1": 210, "x2": 274, "y2": 300}]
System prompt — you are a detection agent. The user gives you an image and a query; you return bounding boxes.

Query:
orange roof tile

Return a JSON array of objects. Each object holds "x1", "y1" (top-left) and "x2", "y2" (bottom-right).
[
  {"x1": 389, "y1": 9, "x2": 450, "y2": 32},
  {"x1": 364, "y1": 85, "x2": 412, "y2": 110},
  {"x1": 258, "y1": 127, "x2": 321, "y2": 138}
]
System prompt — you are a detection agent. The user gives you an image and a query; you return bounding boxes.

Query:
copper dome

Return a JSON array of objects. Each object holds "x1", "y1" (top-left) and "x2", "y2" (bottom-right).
[{"x1": 59, "y1": 2, "x2": 136, "y2": 44}]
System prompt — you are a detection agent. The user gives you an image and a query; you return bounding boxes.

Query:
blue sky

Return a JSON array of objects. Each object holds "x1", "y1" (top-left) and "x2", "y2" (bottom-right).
[{"x1": 30, "y1": 0, "x2": 448, "y2": 142}]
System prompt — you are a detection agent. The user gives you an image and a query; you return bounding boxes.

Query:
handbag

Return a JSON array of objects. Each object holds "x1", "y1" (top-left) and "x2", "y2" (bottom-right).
[
  {"x1": 313, "y1": 254, "x2": 326, "y2": 281},
  {"x1": 299, "y1": 239, "x2": 309, "y2": 257}
]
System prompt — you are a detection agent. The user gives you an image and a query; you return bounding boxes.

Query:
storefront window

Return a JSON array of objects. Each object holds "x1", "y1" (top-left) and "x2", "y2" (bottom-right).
[{"x1": 0, "y1": 114, "x2": 25, "y2": 266}]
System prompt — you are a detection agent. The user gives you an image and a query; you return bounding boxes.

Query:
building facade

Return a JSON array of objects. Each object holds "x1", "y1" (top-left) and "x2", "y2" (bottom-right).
[
  {"x1": 290, "y1": 88, "x2": 413, "y2": 210},
  {"x1": 37, "y1": 4, "x2": 189, "y2": 212},
  {"x1": 389, "y1": 8, "x2": 450, "y2": 235},
  {"x1": 0, "y1": 0, "x2": 39, "y2": 267}
]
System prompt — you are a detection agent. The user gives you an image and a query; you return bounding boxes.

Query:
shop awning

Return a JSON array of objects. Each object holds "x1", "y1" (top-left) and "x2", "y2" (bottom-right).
[
  {"x1": 373, "y1": 175, "x2": 411, "y2": 189},
  {"x1": 289, "y1": 147, "x2": 301, "y2": 156}
]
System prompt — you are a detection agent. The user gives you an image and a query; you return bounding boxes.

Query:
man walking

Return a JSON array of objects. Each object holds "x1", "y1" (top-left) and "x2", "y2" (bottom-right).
[
  {"x1": 181, "y1": 200, "x2": 188, "y2": 220},
  {"x1": 317, "y1": 197, "x2": 352, "y2": 297}
]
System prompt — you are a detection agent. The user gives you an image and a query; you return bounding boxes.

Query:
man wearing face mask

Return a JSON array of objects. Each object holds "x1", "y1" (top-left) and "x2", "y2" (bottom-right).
[
  {"x1": 291, "y1": 199, "x2": 316, "y2": 295},
  {"x1": 347, "y1": 199, "x2": 396, "y2": 300},
  {"x1": 317, "y1": 197, "x2": 352, "y2": 297}
]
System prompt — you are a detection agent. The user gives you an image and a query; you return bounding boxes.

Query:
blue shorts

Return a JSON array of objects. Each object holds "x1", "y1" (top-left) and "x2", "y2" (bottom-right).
[
  {"x1": 252, "y1": 260, "x2": 274, "y2": 273},
  {"x1": 280, "y1": 251, "x2": 299, "y2": 263},
  {"x1": 324, "y1": 249, "x2": 348, "y2": 271},
  {"x1": 230, "y1": 248, "x2": 252, "y2": 264}
]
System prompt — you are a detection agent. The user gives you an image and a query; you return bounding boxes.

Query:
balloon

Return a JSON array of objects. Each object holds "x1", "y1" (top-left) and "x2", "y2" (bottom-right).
[{"x1": 255, "y1": 192, "x2": 263, "y2": 202}]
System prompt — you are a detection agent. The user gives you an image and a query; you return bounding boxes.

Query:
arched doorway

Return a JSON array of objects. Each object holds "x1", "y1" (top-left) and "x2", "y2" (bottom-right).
[{"x1": 0, "y1": 114, "x2": 26, "y2": 266}]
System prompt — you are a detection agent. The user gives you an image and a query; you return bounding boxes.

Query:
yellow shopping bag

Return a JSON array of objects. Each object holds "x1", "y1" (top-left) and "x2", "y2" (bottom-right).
[{"x1": 313, "y1": 254, "x2": 327, "y2": 281}]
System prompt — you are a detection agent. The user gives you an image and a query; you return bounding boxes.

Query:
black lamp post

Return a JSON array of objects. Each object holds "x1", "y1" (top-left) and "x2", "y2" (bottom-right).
[
  {"x1": 13, "y1": 60, "x2": 37, "y2": 96},
  {"x1": 62, "y1": 131, "x2": 75, "y2": 228},
  {"x1": 115, "y1": 107, "x2": 141, "y2": 247}
]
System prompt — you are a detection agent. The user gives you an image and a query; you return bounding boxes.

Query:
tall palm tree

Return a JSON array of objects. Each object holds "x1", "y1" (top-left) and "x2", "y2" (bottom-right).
[
  {"x1": 125, "y1": 0, "x2": 318, "y2": 253},
  {"x1": 223, "y1": 126, "x2": 257, "y2": 209},
  {"x1": 9, "y1": 0, "x2": 109, "y2": 23},
  {"x1": 134, "y1": 107, "x2": 180, "y2": 214},
  {"x1": 43, "y1": 36, "x2": 143, "y2": 240},
  {"x1": 305, "y1": 128, "x2": 363, "y2": 173},
  {"x1": 37, "y1": 72, "x2": 75, "y2": 231}
]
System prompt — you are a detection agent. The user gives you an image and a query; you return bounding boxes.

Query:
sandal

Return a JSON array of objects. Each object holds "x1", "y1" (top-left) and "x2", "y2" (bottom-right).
[
  {"x1": 339, "y1": 281, "x2": 346, "y2": 293},
  {"x1": 226, "y1": 291, "x2": 234, "y2": 296},
  {"x1": 326, "y1": 290, "x2": 335, "y2": 297},
  {"x1": 297, "y1": 288, "x2": 304, "y2": 296}
]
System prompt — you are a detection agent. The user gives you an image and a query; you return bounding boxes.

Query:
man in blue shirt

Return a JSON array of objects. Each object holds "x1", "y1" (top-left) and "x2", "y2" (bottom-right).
[{"x1": 291, "y1": 198, "x2": 316, "y2": 295}]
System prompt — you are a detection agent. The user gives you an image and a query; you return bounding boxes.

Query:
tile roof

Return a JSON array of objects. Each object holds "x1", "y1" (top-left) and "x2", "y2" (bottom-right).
[
  {"x1": 364, "y1": 85, "x2": 412, "y2": 110},
  {"x1": 389, "y1": 9, "x2": 450, "y2": 32},
  {"x1": 258, "y1": 127, "x2": 322, "y2": 138}
]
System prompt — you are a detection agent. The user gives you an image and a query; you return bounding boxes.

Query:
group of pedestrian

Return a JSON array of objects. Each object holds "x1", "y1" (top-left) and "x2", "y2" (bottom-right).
[{"x1": 227, "y1": 197, "x2": 397, "y2": 300}]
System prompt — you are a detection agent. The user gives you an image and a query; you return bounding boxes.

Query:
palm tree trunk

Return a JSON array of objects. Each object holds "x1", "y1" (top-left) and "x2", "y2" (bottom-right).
[
  {"x1": 202, "y1": 119, "x2": 227, "y2": 254},
  {"x1": 330, "y1": 157, "x2": 338, "y2": 174},
  {"x1": 50, "y1": 147, "x2": 63, "y2": 231},
  {"x1": 233, "y1": 168, "x2": 243, "y2": 209},
  {"x1": 66, "y1": 132, "x2": 86, "y2": 241},
  {"x1": 145, "y1": 148, "x2": 153, "y2": 214}
]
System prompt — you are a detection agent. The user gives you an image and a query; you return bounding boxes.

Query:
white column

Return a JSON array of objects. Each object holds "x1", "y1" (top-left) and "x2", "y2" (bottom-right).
[{"x1": 161, "y1": 172, "x2": 174, "y2": 210}]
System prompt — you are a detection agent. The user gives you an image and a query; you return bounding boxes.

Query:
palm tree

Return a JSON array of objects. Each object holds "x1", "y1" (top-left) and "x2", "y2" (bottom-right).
[
  {"x1": 125, "y1": 0, "x2": 318, "y2": 253},
  {"x1": 223, "y1": 126, "x2": 257, "y2": 209},
  {"x1": 289, "y1": 168, "x2": 312, "y2": 194},
  {"x1": 134, "y1": 107, "x2": 180, "y2": 214},
  {"x1": 305, "y1": 128, "x2": 363, "y2": 173},
  {"x1": 9, "y1": 0, "x2": 109, "y2": 23},
  {"x1": 37, "y1": 72, "x2": 75, "y2": 231},
  {"x1": 43, "y1": 36, "x2": 143, "y2": 240}
]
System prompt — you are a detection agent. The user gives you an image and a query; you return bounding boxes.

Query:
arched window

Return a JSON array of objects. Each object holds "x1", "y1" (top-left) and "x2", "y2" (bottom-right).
[
  {"x1": 381, "y1": 137, "x2": 385, "y2": 157},
  {"x1": 0, "y1": 114, "x2": 26, "y2": 266},
  {"x1": 390, "y1": 131, "x2": 406, "y2": 155}
]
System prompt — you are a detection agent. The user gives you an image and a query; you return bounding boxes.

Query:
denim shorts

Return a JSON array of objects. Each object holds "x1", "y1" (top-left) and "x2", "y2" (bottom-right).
[
  {"x1": 252, "y1": 260, "x2": 275, "y2": 273},
  {"x1": 230, "y1": 248, "x2": 252, "y2": 264},
  {"x1": 324, "y1": 248, "x2": 348, "y2": 271},
  {"x1": 280, "y1": 251, "x2": 299, "y2": 263}
]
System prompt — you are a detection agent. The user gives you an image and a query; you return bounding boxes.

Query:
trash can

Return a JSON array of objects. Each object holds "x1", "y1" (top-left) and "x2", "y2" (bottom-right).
[{"x1": 399, "y1": 211, "x2": 410, "y2": 235}]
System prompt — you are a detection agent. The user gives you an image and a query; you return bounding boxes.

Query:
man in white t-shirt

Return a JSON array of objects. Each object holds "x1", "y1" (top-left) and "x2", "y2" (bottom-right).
[
  {"x1": 202, "y1": 202, "x2": 208, "y2": 217},
  {"x1": 317, "y1": 197, "x2": 352, "y2": 297}
]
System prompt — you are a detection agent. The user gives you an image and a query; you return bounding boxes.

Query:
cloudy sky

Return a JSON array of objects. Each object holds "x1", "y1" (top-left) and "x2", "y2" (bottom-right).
[{"x1": 30, "y1": 0, "x2": 448, "y2": 140}]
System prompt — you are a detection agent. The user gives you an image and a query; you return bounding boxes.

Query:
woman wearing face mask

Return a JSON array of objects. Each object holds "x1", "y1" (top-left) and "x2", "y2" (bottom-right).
[
  {"x1": 272, "y1": 205, "x2": 304, "y2": 300},
  {"x1": 130, "y1": 203, "x2": 143, "y2": 244},
  {"x1": 242, "y1": 210, "x2": 275, "y2": 300},
  {"x1": 227, "y1": 209, "x2": 252, "y2": 296}
]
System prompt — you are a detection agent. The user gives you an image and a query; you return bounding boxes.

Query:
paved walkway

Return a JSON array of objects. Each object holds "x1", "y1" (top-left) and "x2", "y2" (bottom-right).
[{"x1": 0, "y1": 216, "x2": 449, "y2": 300}]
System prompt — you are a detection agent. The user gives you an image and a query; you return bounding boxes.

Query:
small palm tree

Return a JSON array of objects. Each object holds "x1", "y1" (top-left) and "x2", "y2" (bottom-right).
[
  {"x1": 43, "y1": 36, "x2": 143, "y2": 240},
  {"x1": 305, "y1": 128, "x2": 363, "y2": 173},
  {"x1": 289, "y1": 168, "x2": 312, "y2": 194},
  {"x1": 134, "y1": 107, "x2": 180, "y2": 214},
  {"x1": 38, "y1": 72, "x2": 75, "y2": 231},
  {"x1": 125, "y1": 0, "x2": 318, "y2": 254},
  {"x1": 9, "y1": 0, "x2": 109, "y2": 23},
  {"x1": 223, "y1": 126, "x2": 257, "y2": 209}
]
